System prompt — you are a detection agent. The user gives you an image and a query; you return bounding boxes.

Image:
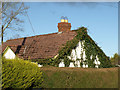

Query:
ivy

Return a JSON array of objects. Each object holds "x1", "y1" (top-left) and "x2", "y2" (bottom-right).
[
  {"x1": 31, "y1": 27, "x2": 112, "y2": 68},
  {"x1": 56, "y1": 27, "x2": 112, "y2": 68},
  {"x1": 63, "y1": 56, "x2": 71, "y2": 67}
]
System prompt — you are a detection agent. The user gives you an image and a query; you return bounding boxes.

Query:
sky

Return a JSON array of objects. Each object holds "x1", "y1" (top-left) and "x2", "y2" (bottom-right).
[{"x1": 4, "y1": 2, "x2": 118, "y2": 57}]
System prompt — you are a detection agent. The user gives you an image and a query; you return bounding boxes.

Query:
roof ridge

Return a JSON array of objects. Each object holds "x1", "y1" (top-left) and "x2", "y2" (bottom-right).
[
  {"x1": 6, "y1": 30, "x2": 76, "y2": 42},
  {"x1": 6, "y1": 32, "x2": 58, "y2": 42}
]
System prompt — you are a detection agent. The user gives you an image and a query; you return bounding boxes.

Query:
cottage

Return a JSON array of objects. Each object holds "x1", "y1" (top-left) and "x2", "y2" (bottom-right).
[{"x1": 2, "y1": 17, "x2": 110, "y2": 68}]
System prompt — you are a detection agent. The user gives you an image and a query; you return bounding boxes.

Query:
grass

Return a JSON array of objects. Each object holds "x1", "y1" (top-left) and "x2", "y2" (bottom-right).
[{"x1": 40, "y1": 66, "x2": 118, "y2": 88}]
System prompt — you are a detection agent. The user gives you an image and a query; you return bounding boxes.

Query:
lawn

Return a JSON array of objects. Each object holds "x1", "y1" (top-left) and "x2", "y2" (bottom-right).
[{"x1": 40, "y1": 66, "x2": 118, "y2": 88}]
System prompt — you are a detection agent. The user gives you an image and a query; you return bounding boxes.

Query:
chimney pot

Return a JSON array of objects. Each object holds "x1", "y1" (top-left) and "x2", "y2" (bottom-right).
[{"x1": 58, "y1": 16, "x2": 71, "y2": 32}]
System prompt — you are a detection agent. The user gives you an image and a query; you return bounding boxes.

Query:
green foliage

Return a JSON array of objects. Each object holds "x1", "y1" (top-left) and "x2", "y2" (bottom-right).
[
  {"x1": 58, "y1": 27, "x2": 87, "y2": 58},
  {"x1": 110, "y1": 53, "x2": 120, "y2": 66},
  {"x1": 56, "y1": 27, "x2": 112, "y2": 68},
  {"x1": 31, "y1": 27, "x2": 112, "y2": 68},
  {"x1": 29, "y1": 58, "x2": 59, "y2": 67},
  {"x1": 2, "y1": 58, "x2": 43, "y2": 88},
  {"x1": 29, "y1": 58, "x2": 53, "y2": 66},
  {"x1": 41, "y1": 66, "x2": 118, "y2": 88},
  {"x1": 63, "y1": 56, "x2": 72, "y2": 67}
]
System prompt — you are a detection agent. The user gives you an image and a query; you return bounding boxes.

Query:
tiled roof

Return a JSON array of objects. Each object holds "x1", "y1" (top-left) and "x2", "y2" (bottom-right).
[{"x1": 2, "y1": 31, "x2": 77, "y2": 60}]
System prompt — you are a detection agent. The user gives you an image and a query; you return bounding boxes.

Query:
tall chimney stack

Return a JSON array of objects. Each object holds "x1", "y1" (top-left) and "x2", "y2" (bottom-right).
[{"x1": 58, "y1": 16, "x2": 71, "y2": 32}]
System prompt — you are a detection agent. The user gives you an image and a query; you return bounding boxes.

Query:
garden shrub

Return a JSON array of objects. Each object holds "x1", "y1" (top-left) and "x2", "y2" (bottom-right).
[{"x1": 2, "y1": 58, "x2": 43, "y2": 88}]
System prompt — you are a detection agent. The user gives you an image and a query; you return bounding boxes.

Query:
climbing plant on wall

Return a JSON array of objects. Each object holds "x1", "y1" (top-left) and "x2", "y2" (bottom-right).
[
  {"x1": 55, "y1": 27, "x2": 112, "y2": 68},
  {"x1": 31, "y1": 27, "x2": 112, "y2": 68}
]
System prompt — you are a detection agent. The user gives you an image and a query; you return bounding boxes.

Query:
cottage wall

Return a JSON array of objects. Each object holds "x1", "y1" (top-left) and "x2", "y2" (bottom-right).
[
  {"x1": 59, "y1": 41, "x2": 101, "y2": 68},
  {"x1": 67, "y1": 41, "x2": 87, "y2": 67},
  {"x1": 59, "y1": 60, "x2": 65, "y2": 67}
]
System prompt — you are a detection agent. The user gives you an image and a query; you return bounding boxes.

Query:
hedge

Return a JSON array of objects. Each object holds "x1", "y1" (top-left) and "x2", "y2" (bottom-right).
[{"x1": 2, "y1": 58, "x2": 43, "y2": 88}]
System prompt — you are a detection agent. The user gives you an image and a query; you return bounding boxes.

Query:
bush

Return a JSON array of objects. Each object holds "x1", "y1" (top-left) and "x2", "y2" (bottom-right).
[
  {"x1": 41, "y1": 66, "x2": 118, "y2": 88},
  {"x1": 2, "y1": 58, "x2": 43, "y2": 88},
  {"x1": 110, "y1": 53, "x2": 120, "y2": 66}
]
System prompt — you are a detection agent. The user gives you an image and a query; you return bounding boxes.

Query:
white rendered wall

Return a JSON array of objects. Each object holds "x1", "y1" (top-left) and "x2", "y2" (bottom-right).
[
  {"x1": 68, "y1": 41, "x2": 86, "y2": 67},
  {"x1": 69, "y1": 41, "x2": 86, "y2": 61},
  {"x1": 67, "y1": 41, "x2": 100, "y2": 68},
  {"x1": 4, "y1": 48, "x2": 16, "y2": 59},
  {"x1": 69, "y1": 62, "x2": 75, "y2": 67},
  {"x1": 94, "y1": 56, "x2": 100, "y2": 68},
  {"x1": 59, "y1": 60, "x2": 65, "y2": 67}
]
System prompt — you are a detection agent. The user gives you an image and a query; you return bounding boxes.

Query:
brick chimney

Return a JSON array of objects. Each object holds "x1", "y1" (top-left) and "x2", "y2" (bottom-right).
[{"x1": 58, "y1": 16, "x2": 71, "y2": 32}]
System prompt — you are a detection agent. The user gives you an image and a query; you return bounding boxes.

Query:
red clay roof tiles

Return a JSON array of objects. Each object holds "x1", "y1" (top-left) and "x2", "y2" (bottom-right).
[{"x1": 2, "y1": 30, "x2": 77, "y2": 60}]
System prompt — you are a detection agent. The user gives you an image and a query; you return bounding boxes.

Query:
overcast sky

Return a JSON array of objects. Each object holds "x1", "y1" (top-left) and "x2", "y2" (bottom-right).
[{"x1": 5, "y1": 2, "x2": 118, "y2": 57}]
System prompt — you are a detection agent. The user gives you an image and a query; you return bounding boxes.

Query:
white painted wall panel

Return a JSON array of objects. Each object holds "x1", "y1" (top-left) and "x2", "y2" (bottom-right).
[
  {"x1": 4, "y1": 48, "x2": 16, "y2": 59},
  {"x1": 66, "y1": 41, "x2": 101, "y2": 68},
  {"x1": 59, "y1": 61, "x2": 65, "y2": 67},
  {"x1": 75, "y1": 61, "x2": 80, "y2": 67},
  {"x1": 76, "y1": 42, "x2": 81, "y2": 59},
  {"x1": 69, "y1": 62, "x2": 75, "y2": 67}
]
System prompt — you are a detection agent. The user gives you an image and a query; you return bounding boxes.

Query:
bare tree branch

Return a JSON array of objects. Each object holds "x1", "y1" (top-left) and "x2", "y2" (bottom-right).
[
  {"x1": 1, "y1": 2, "x2": 28, "y2": 43},
  {"x1": 3, "y1": 2, "x2": 24, "y2": 32}
]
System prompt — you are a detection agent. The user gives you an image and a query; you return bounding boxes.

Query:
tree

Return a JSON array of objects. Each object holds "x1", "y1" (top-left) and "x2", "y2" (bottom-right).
[
  {"x1": 110, "y1": 53, "x2": 120, "y2": 66},
  {"x1": 1, "y1": 2, "x2": 28, "y2": 44}
]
